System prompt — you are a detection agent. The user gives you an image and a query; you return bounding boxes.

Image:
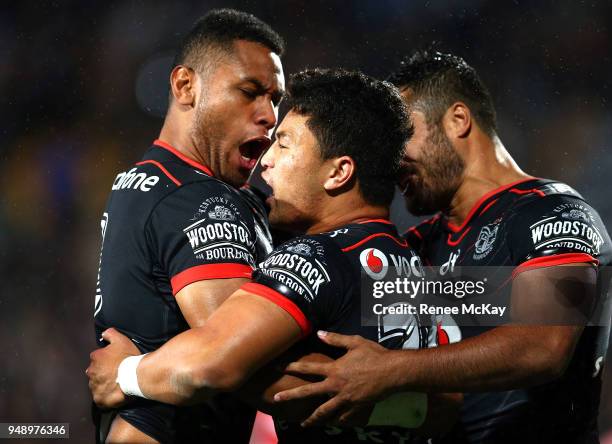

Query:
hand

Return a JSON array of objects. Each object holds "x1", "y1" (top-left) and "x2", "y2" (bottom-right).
[
  {"x1": 86, "y1": 328, "x2": 140, "y2": 408},
  {"x1": 274, "y1": 330, "x2": 396, "y2": 427}
]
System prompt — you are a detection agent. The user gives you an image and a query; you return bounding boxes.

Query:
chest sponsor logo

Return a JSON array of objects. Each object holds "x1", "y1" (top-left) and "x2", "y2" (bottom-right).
[
  {"x1": 360, "y1": 248, "x2": 389, "y2": 280},
  {"x1": 360, "y1": 248, "x2": 423, "y2": 280},
  {"x1": 530, "y1": 216, "x2": 604, "y2": 255},
  {"x1": 328, "y1": 228, "x2": 349, "y2": 238},
  {"x1": 473, "y1": 223, "x2": 500, "y2": 260},
  {"x1": 112, "y1": 167, "x2": 159, "y2": 192},
  {"x1": 440, "y1": 249, "x2": 460, "y2": 275}
]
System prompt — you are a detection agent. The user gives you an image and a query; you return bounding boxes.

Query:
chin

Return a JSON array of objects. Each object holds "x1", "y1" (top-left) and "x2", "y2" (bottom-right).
[{"x1": 404, "y1": 194, "x2": 439, "y2": 216}]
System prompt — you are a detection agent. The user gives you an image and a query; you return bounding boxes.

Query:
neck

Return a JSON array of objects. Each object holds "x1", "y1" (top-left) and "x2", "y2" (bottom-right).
[
  {"x1": 305, "y1": 194, "x2": 389, "y2": 235},
  {"x1": 158, "y1": 113, "x2": 210, "y2": 167},
  {"x1": 447, "y1": 133, "x2": 532, "y2": 227}
]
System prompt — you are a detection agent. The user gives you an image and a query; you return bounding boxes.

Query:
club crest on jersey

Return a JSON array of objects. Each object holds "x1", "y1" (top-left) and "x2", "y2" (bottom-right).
[
  {"x1": 360, "y1": 248, "x2": 389, "y2": 280},
  {"x1": 286, "y1": 243, "x2": 313, "y2": 257},
  {"x1": 473, "y1": 223, "x2": 499, "y2": 260}
]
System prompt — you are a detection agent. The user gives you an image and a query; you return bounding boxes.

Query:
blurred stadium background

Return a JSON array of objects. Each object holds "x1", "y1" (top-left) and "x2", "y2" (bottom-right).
[{"x1": 1, "y1": 1, "x2": 611, "y2": 442}]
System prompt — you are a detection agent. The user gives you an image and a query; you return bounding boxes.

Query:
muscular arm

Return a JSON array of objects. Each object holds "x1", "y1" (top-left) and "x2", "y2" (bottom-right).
[
  {"x1": 135, "y1": 289, "x2": 303, "y2": 405},
  {"x1": 175, "y1": 277, "x2": 249, "y2": 327},
  {"x1": 385, "y1": 263, "x2": 595, "y2": 392},
  {"x1": 275, "y1": 264, "x2": 596, "y2": 426}
]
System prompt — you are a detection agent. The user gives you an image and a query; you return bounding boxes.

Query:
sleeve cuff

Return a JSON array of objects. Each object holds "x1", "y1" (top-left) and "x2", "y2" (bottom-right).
[
  {"x1": 241, "y1": 282, "x2": 312, "y2": 337},
  {"x1": 171, "y1": 263, "x2": 253, "y2": 295},
  {"x1": 513, "y1": 252, "x2": 598, "y2": 278}
]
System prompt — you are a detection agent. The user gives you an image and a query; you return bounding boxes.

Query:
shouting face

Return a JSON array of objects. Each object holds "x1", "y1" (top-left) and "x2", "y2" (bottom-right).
[{"x1": 190, "y1": 40, "x2": 285, "y2": 187}]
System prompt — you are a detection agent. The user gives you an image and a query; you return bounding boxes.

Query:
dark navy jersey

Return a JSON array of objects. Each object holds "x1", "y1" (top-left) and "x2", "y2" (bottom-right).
[
  {"x1": 93, "y1": 139, "x2": 272, "y2": 443},
  {"x1": 404, "y1": 178, "x2": 612, "y2": 444},
  {"x1": 243, "y1": 220, "x2": 433, "y2": 444}
]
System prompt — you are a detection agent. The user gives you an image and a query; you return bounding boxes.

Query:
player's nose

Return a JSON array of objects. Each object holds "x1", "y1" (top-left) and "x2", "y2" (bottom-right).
[
  {"x1": 260, "y1": 142, "x2": 276, "y2": 171},
  {"x1": 255, "y1": 98, "x2": 277, "y2": 132}
]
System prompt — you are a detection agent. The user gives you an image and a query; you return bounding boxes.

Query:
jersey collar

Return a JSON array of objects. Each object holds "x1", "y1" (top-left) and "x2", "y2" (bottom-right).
[
  {"x1": 445, "y1": 177, "x2": 539, "y2": 233},
  {"x1": 153, "y1": 139, "x2": 214, "y2": 177}
]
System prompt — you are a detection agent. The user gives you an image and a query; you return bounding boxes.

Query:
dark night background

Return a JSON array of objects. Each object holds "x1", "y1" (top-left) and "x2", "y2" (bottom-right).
[{"x1": 1, "y1": 1, "x2": 611, "y2": 442}]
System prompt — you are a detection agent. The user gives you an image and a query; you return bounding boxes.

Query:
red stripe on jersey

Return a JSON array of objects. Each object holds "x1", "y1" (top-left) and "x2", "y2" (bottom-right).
[
  {"x1": 341, "y1": 233, "x2": 408, "y2": 252},
  {"x1": 512, "y1": 252, "x2": 598, "y2": 278},
  {"x1": 406, "y1": 226, "x2": 423, "y2": 240},
  {"x1": 241, "y1": 282, "x2": 311, "y2": 337},
  {"x1": 135, "y1": 160, "x2": 182, "y2": 186},
  {"x1": 447, "y1": 227, "x2": 472, "y2": 246},
  {"x1": 357, "y1": 219, "x2": 394, "y2": 225},
  {"x1": 426, "y1": 214, "x2": 441, "y2": 224},
  {"x1": 447, "y1": 177, "x2": 538, "y2": 233},
  {"x1": 509, "y1": 188, "x2": 546, "y2": 198},
  {"x1": 153, "y1": 139, "x2": 215, "y2": 177},
  {"x1": 171, "y1": 263, "x2": 253, "y2": 295},
  {"x1": 478, "y1": 198, "x2": 499, "y2": 216}
]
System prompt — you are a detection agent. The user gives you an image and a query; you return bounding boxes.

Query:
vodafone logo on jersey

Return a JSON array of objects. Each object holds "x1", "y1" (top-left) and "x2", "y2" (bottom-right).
[{"x1": 360, "y1": 248, "x2": 389, "y2": 280}]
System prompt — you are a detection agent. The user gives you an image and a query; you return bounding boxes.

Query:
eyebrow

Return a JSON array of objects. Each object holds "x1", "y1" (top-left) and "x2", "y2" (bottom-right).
[{"x1": 242, "y1": 77, "x2": 285, "y2": 105}]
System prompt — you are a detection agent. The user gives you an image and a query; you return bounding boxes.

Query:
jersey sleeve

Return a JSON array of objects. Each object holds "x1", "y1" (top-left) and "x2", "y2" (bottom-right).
[
  {"x1": 506, "y1": 194, "x2": 609, "y2": 273},
  {"x1": 241, "y1": 235, "x2": 353, "y2": 337},
  {"x1": 146, "y1": 181, "x2": 258, "y2": 295}
]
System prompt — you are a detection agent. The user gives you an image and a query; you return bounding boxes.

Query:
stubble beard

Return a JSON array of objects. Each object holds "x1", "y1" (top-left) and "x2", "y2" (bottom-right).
[{"x1": 405, "y1": 125, "x2": 465, "y2": 216}]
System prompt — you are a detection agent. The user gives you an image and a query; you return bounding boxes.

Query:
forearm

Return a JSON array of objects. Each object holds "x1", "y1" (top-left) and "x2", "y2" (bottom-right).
[
  {"x1": 127, "y1": 291, "x2": 301, "y2": 405},
  {"x1": 136, "y1": 327, "x2": 223, "y2": 405},
  {"x1": 388, "y1": 325, "x2": 581, "y2": 393}
]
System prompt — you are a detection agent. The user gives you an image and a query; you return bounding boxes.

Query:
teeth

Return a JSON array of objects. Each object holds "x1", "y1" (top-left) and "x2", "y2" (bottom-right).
[{"x1": 241, "y1": 155, "x2": 250, "y2": 161}]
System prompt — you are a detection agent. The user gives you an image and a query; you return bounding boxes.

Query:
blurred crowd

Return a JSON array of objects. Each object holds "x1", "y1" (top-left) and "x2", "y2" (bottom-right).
[{"x1": 1, "y1": 1, "x2": 611, "y2": 441}]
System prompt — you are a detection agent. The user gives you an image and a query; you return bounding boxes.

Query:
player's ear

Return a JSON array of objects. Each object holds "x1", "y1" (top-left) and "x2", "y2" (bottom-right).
[
  {"x1": 169, "y1": 65, "x2": 196, "y2": 107},
  {"x1": 323, "y1": 156, "x2": 355, "y2": 192},
  {"x1": 443, "y1": 102, "x2": 471, "y2": 139}
]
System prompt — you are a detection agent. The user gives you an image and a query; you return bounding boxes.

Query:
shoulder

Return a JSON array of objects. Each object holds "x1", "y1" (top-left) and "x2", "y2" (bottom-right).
[{"x1": 505, "y1": 179, "x2": 611, "y2": 262}]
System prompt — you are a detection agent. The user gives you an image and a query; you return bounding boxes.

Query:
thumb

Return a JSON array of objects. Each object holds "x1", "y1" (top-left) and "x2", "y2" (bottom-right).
[
  {"x1": 101, "y1": 328, "x2": 120, "y2": 343},
  {"x1": 317, "y1": 330, "x2": 361, "y2": 349}
]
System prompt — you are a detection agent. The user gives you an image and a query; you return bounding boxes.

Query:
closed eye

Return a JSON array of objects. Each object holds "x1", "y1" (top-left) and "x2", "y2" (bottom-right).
[{"x1": 240, "y1": 88, "x2": 257, "y2": 99}]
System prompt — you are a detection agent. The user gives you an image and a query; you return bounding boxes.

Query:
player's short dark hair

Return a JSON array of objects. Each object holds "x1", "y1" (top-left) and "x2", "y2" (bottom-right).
[
  {"x1": 286, "y1": 68, "x2": 411, "y2": 207},
  {"x1": 388, "y1": 49, "x2": 497, "y2": 136},
  {"x1": 173, "y1": 8, "x2": 284, "y2": 72}
]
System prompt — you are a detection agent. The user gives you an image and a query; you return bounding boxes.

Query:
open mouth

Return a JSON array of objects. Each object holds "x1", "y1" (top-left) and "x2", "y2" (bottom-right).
[{"x1": 238, "y1": 136, "x2": 271, "y2": 170}]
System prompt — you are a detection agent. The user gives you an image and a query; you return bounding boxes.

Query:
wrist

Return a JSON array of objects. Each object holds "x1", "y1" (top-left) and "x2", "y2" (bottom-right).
[
  {"x1": 116, "y1": 354, "x2": 148, "y2": 398},
  {"x1": 385, "y1": 349, "x2": 415, "y2": 392}
]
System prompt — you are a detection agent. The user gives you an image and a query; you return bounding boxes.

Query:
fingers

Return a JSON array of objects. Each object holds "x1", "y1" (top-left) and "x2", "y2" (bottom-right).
[
  {"x1": 101, "y1": 328, "x2": 119, "y2": 343},
  {"x1": 273, "y1": 380, "x2": 333, "y2": 402},
  {"x1": 317, "y1": 330, "x2": 362, "y2": 349},
  {"x1": 337, "y1": 406, "x2": 364, "y2": 426},
  {"x1": 284, "y1": 360, "x2": 332, "y2": 376},
  {"x1": 301, "y1": 396, "x2": 346, "y2": 427}
]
